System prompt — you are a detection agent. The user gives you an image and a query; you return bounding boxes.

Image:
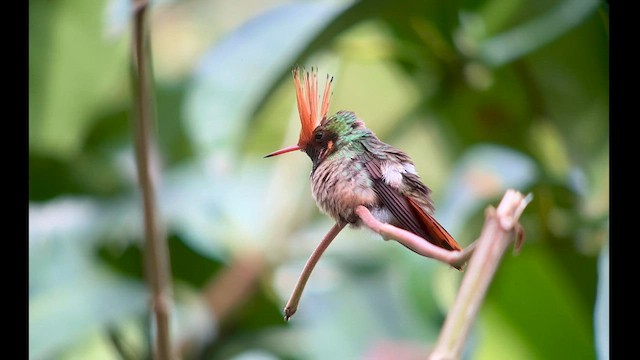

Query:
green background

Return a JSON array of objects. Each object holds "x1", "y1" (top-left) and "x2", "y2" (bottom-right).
[{"x1": 29, "y1": 0, "x2": 609, "y2": 359}]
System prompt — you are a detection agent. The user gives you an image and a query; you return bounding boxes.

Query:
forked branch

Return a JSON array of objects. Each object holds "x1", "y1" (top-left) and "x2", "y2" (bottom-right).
[
  {"x1": 282, "y1": 188, "x2": 531, "y2": 345},
  {"x1": 429, "y1": 189, "x2": 532, "y2": 360},
  {"x1": 284, "y1": 205, "x2": 476, "y2": 320}
]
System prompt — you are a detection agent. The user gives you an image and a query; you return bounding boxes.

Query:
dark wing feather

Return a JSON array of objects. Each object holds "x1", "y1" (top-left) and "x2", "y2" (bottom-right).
[
  {"x1": 358, "y1": 142, "x2": 461, "y2": 252},
  {"x1": 358, "y1": 153, "x2": 427, "y2": 239},
  {"x1": 370, "y1": 176, "x2": 427, "y2": 238},
  {"x1": 406, "y1": 197, "x2": 461, "y2": 251}
]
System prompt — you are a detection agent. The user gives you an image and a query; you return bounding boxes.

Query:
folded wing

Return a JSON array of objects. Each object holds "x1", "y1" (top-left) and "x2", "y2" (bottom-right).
[{"x1": 359, "y1": 149, "x2": 461, "y2": 252}]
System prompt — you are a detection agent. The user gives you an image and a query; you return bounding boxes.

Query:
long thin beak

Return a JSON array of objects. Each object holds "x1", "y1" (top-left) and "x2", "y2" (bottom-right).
[{"x1": 263, "y1": 145, "x2": 301, "y2": 158}]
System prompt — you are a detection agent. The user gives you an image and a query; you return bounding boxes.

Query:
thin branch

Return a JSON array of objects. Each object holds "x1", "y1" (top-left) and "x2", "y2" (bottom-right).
[
  {"x1": 176, "y1": 252, "x2": 266, "y2": 357},
  {"x1": 355, "y1": 206, "x2": 476, "y2": 270},
  {"x1": 429, "y1": 190, "x2": 532, "y2": 360},
  {"x1": 203, "y1": 251, "x2": 266, "y2": 321},
  {"x1": 284, "y1": 222, "x2": 346, "y2": 320},
  {"x1": 284, "y1": 205, "x2": 476, "y2": 321},
  {"x1": 281, "y1": 188, "x2": 529, "y2": 340},
  {"x1": 131, "y1": 1, "x2": 174, "y2": 359}
]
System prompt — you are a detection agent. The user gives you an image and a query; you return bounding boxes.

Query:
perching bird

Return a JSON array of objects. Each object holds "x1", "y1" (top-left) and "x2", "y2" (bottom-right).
[{"x1": 265, "y1": 67, "x2": 461, "y2": 253}]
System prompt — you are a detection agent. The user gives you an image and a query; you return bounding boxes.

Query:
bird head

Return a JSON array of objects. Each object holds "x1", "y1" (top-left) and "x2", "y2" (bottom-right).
[{"x1": 264, "y1": 67, "x2": 333, "y2": 159}]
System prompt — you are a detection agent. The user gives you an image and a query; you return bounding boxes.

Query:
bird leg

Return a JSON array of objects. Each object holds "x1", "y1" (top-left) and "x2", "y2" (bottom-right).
[
  {"x1": 355, "y1": 205, "x2": 475, "y2": 270},
  {"x1": 283, "y1": 221, "x2": 346, "y2": 321}
]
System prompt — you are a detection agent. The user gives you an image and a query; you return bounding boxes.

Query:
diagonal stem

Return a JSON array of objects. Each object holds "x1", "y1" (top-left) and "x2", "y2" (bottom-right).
[
  {"x1": 131, "y1": 1, "x2": 173, "y2": 358},
  {"x1": 429, "y1": 190, "x2": 532, "y2": 360},
  {"x1": 284, "y1": 222, "x2": 346, "y2": 321},
  {"x1": 355, "y1": 206, "x2": 476, "y2": 269}
]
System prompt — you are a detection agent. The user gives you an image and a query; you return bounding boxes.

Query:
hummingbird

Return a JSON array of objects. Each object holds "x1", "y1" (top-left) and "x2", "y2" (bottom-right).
[
  {"x1": 266, "y1": 67, "x2": 461, "y2": 252},
  {"x1": 265, "y1": 67, "x2": 464, "y2": 320}
]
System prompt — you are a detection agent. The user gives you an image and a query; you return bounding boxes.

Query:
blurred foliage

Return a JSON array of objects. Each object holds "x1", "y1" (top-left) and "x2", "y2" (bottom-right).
[{"x1": 29, "y1": 0, "x2": 608, "y2": 359}]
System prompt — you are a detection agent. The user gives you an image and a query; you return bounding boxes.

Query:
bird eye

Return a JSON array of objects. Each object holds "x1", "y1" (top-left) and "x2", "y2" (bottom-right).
[{"x1": 315, "y1": 131, "x2": 324, "y2": 141}]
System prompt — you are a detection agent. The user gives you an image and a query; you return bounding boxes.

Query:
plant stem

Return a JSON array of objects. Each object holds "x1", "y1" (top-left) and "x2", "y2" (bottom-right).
[
  {"x1": 429, "y1": 190, "x2": 532, "y2": 360},
  {"x1": 355, "y1": 206, "x2": 476, "y2": 270},
  {"x1": 131, "y1": 1, "x2": 174, "y2": 359},
  {"x1": 284, "y1": 222, "x2": 346, "y2": 320}
]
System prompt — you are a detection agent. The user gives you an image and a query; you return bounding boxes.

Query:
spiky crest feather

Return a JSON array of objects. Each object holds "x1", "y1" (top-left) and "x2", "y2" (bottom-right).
[{"x1": 292, "y1": 67, "x2": 333, "y2": 148}]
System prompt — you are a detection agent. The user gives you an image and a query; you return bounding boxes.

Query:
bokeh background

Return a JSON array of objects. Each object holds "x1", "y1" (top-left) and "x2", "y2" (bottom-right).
[{"x1": 29, "y1": 0, "x2": 609, "y2": 359}]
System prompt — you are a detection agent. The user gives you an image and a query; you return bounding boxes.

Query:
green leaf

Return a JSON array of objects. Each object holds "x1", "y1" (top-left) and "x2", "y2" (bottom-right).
[
  {"x1": 29, "y1": 241, "x2": 146, "y2": 359},
  {"x1": 477, "y1": 0, "x2": 601, "y2": 66},
  {"x1": 475, "y1": 245, "x2": 597, "y2": 360},
  {"x1": 184, "y1": 1, "x2": 352, "y2": 157},
  {"x1": 29, "y1": 196, "x2": 143, "y2": 250},
  {"x1": 29, "y1": 0, "x2": 129, "y2": 159},
  {"x1": 437, "y1": 144, "x2": 538, "y2": 233}
]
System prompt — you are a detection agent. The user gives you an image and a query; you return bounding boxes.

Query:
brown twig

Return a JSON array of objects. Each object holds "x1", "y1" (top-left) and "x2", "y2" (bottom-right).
[
  {"x1": 203, "y1": 251, "x2": 266, "y2": 321},
  {"x1": 281, "y1": 189, "x2": 529, "y2": 338},
  {"x1": 429, "y1": 189, "x2": 532, "y2": 360},
  {"x1": 355, "y1": 206, "x2": 477, "y2": 269},
  {"x1": 284, "y1": 222, "x2": 346, "y2": 320},
  {"x1": 131, "y1": 1, "x2": 174, "y2": 359}
]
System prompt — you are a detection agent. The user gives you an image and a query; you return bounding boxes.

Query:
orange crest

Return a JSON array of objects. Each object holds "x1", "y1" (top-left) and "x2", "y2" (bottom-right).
[{"x1": 292, "y1": 67, "x2": 333, "y2": 148}]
